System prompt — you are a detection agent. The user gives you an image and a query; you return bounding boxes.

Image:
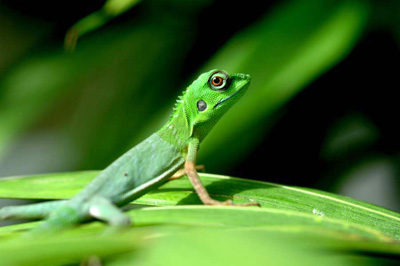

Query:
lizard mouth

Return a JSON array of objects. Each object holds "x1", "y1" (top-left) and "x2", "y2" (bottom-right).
[
  {"x1": 213, "y1": 88, "x2": 242, "y2": 109},
  {"x1": 213, "y1": 79, "x2": 249, "y2": 109}
]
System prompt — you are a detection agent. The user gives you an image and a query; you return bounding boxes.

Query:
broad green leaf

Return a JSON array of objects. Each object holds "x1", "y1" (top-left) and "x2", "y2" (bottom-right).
[
  {"x1": 0, "y1": 222, "x2": 398, "y2": 265},
  {"x1": 128, "y1": 206, "x2": 391, "y2": 241},
  {"x1": 198, "y1": 0, "x2": 370, "y2": 170},
  {"x1": 0, "y1": 171, "x2": 399, "y2": 264},
  {"x1": 0, "y1": 171, "x2": 399, "y2": 240},
  {"x1": 110, "y1": 228, "x2": 399, "y2": 266},
  {"x1": 0, "y1": 228, "x2": 144, "y2": 265}
]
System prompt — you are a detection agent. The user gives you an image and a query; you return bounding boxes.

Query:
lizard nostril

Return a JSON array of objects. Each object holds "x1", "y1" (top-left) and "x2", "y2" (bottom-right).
[{"x1": 237, "y1": 73, "x2": 250, "y2": 80}]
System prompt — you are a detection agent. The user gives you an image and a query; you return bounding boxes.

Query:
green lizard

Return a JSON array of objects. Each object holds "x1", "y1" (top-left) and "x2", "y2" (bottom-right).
[{"x1": 0, "y1": 69, "x2": 258, "y2": 231}]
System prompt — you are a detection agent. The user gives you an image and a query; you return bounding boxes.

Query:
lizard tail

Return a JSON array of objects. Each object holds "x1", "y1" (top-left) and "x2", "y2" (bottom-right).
[{"x1": 0, "y1": 200, "x2": 67, "y2": 220}]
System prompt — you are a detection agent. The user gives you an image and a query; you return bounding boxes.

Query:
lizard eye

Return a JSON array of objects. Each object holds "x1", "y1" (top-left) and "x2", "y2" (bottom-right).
[
  {"x1": 209, "y1": 71, "x2": 229, "y2": 90},
  {"x1": 212, "y1": 76, "x2": 223, "y2": 86}
]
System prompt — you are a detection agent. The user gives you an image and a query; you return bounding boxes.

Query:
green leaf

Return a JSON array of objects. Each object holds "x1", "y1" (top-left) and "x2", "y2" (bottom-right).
[
  {"x1": 0, "y1": 171, "x2": 399, "y2": 240},
  {"x1": 129, "y1": 206, "x2": 392, "y2": 241},
  {"x1": 1, "y1": 172, "x2": 399, "y2": 265},
  {"x1": 109, "y1": 228, "x2": 400, "y2": 266},
  {"x1": 0, "y1": 228, "x2": 144, "y2": 265},
  {"x1": 0, "y1": 222, "x2": 398, "y2": 265}
]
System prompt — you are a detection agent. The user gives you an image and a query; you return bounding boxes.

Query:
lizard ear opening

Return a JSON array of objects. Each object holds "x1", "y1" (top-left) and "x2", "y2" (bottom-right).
[{"x1": 197, "y1": 100, "x2": 207, "y2": 111}]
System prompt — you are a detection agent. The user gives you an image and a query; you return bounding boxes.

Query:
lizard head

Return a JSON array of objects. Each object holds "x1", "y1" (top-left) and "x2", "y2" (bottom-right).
[{"x1": 183, "y1": 69, "x2": 251, "y2": 141}]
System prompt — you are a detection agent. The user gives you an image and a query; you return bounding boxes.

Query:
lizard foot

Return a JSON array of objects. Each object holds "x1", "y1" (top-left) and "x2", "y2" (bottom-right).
[{"x1": 203, "y1": 198, "x2": 261, "y2": 207}]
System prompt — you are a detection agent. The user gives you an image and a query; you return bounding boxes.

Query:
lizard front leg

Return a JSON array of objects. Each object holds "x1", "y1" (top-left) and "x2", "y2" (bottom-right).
[
  {"x1": 168, "y1": 165, "x2": 205, "y2": 180},
  {"x1": 185, "y1": 139, "x2": 260, "y2": 207}
]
